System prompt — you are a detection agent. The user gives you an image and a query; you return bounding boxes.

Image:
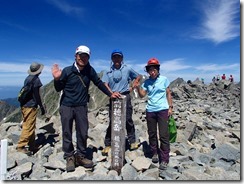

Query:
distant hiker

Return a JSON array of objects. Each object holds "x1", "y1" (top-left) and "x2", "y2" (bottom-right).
[
  {"x1": 16, "y1": 62, "x2": 46, "y2": 155},
  {"x1": 216, "y1": 75, "x2": 220, "y2": 81},
  {"x1": 212, "y1": 76, "x2": 216, "y2": 83},
  {"x1": 51, "y1": 45, "x2": 120, "y2": 172},
  {"x1": 135, "y1": 58, "x2": 173, "y2": 171},
  {"x1": 229, "y1": 75, "x2": 234, "y2": 82},
  {"x1": 101, "y1": 49, "x2": 141, "y2": 156},
  {"x1": 187, "y1": 80, "x2": 192, "y2": 85},
  {"x1": 221, "y1": 74, "x2": 226, "y2": 80},
  {"x1": 201, "y1": 78, "x2": 204, "y2": 84}
]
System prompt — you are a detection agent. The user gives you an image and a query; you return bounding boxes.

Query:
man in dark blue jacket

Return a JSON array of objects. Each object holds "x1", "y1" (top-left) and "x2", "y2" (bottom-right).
[{"x1": 52, "y1": 45, "x2": 120, "y2": 172}]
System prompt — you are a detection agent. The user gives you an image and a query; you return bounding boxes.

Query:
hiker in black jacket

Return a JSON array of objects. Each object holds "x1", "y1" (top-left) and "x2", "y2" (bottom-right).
[
  {"x1": 52, "y1": 45, "x2": 120, "y2": 172},
  {"x1": 17, "y1": 62, "x2": 46, "y2": 155}
]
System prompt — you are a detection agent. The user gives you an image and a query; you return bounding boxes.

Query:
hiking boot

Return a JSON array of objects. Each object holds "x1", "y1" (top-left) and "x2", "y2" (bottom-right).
[
  {"x1": 101, "y1": 146, "x2": 111, "y2": 156},
  {"x1": 152, "y1": 154, "x2": 159, "y2": 163},
  {"x1": 66, "y1": 156, "x2": 75, "y2": 172},
  {"x1": 130, "y1": 142, "x2": 139, "y2": 150},
  {"x1": 75, "y1": 155, "x2": 93, "y2": 168},
  {"x1": 159, "y1": 162, "x2": 168, "y2": 170},
  {"x1": 16, "y1": 147, "x2": 32, "y2": 156}
]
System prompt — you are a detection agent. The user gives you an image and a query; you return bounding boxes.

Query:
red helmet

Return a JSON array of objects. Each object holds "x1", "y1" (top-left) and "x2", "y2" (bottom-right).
[
  {"x1": 145, "y1": 58, "x2": 160, "y2": 72},
  {"x1": 147, "y1": 58, "x2": 160, "y2": 66}
]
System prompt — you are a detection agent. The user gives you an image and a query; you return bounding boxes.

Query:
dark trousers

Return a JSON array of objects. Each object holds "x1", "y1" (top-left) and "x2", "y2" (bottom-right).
[
  {"x1": 60, "y1": 105, "x2": 88, "y2": 159},
  {"x1": 104, "y1": 93, "x2": 136, "y2": 146},
  {"x1": 146, "y1": 109, "x2": 170, "y2": 163}
]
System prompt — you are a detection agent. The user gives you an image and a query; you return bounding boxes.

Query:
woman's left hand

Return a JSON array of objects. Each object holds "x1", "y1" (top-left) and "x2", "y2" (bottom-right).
[{"x1": 168, "y1": 107, "x2": 173, "y2": 116}]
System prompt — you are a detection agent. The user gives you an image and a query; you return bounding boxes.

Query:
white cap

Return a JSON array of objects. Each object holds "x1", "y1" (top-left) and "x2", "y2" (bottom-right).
[{"x1": 75, "y1": 45, "x2": 90, "y2": 56}]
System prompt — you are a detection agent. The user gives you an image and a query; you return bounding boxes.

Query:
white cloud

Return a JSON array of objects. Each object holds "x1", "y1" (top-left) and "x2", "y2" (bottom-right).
[
  {"x1": 47, "y1": 0, "x2": 83, "y2": 16},
  {"x1": 0, "y1": 61, "x2": 66, "y2": 86},
  {"x1": 0, "y1": 20, "x2": 30, "y2": 32},
  {"x1": 193, "y1": 0, "x2": 239, "y2": 44},
  {"x1": 160, "y1": 59, "x2": 192, "y2": 72},
  {"x1": 92, "y1": 58, "x2": 193, "y2": 75},
  {"x1": 90, "y1": 59, "x2": 112, "y2": 72},
  {"x1": 91, "y1": 59, "x2": 147, "y2": 75},
  {"x1": 0, "y1": 62, "x2": 29, "y2": 73},
  {"x1": 195, "y1": 63, "x2": 239, "y2": 71},
  {"x1": 0, "y1": 59, "x2": 70, "y2": 74},
  {"x1": 0, "y1": 58, "x2": 240, "y2": 86}
]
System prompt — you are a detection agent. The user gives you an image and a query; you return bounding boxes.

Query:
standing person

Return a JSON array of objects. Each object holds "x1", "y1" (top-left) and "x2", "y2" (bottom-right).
[
  {"x1": 51, "y1": 45, "x2": 120, "y2": 172},
  {"x1": 201, "y1": 78, "x2": 204, "y2": 84},
  {"x1": 135, "y1": 58, "x2": 173, "y2": 170},
  {"x1": 16, "y1": 62, "x2": 46, "y2": 155},
  {"x1": 229, "y1": 74, "x2": 234, "y2": 82},
  {"x1": 221, "y1": 74, "x2": 226, "y2": 80},
  {"x1": 216, "y1": 75, "x2": 220, "y2": 81},
  {"x1": 101, "y1": 49, "x2": 141, "y2": 156}
]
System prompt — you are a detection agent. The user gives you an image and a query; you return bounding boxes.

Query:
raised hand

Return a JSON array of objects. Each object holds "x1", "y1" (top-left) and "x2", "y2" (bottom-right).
[{"x1": 51, "y1": 64, "x2": 62, "y2": 80}]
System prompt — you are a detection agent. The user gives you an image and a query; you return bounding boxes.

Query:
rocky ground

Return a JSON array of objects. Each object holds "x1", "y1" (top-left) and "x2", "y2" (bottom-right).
[{"x1": 0, "y1": 78, "x2": 240, "y2": 180}]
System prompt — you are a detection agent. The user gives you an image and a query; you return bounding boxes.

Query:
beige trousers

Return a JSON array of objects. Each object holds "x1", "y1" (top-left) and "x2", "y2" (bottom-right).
[{"x1": 17, "y1": 107, "x2": 37, "y2": 149}]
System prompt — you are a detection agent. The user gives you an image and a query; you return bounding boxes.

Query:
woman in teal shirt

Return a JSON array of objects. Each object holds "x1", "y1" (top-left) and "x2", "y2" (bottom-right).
[{"x1": 136, "y1": 58, "x2": 173, "y2": 170}]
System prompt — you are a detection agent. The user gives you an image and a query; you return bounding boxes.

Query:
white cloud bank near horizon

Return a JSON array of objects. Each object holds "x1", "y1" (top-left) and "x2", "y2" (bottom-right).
[{"x1": 0, "y1": 58, "x2": 240, "y2": 87}]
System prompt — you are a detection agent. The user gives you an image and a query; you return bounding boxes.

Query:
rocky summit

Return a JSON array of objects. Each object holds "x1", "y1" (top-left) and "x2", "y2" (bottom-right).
[{"x1": 0, "y1": 78, "x2": 240, "y2": 180}]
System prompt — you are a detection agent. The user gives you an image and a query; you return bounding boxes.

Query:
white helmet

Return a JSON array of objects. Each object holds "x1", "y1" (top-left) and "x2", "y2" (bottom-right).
[{"x1": 75, "y1": 45, "x2": 90, "y2": 56}]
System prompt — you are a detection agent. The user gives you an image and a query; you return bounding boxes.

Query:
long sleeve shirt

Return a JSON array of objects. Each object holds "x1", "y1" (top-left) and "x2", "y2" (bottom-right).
[{"x1": 54, "y1": 63, "x2": 112, "y2": 107}]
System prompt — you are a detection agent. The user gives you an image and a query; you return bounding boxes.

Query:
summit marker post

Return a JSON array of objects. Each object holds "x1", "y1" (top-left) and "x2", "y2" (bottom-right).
[{"x1": 110, "y1": 96, "x2": 126, "y2": 174}]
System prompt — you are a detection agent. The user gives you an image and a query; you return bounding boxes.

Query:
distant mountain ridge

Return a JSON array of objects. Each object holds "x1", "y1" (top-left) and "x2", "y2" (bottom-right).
[
  {"x1": 0, "y1": 72, "x2": 240, "y2": 124},
  {"x1": 0, "y1": 100, "x2": 18, "y2": 122}
]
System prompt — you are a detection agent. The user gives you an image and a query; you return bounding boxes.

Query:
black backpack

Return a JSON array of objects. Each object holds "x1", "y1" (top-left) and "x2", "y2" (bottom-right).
[{"x1": 18, "y1": 76, "x2": 37, "y2": 105}]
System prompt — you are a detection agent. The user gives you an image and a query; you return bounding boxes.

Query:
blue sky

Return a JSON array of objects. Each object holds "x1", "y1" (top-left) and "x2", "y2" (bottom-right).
[{"x1": 0, "y1": 0, "x2": 241, "y2": 91}]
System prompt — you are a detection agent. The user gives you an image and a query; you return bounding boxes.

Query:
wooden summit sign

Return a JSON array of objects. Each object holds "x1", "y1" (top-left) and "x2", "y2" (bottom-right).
[{"x1": 111, "y1": 95, "x2": 126, "y2": 174}]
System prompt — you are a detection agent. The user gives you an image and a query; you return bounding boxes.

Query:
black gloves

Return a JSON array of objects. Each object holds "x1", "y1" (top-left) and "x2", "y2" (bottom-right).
[{"x1": 40, "y1": 106, "x2": 46, "y2": 115}]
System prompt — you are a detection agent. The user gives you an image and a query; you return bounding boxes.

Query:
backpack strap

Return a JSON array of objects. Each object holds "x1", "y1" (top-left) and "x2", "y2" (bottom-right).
[
  {"x1": 27, "y1": 75, "x2": 38, "y2": 86},
  {"x1": 77, "y1": 74, "x2": 86, "y2": 88}
]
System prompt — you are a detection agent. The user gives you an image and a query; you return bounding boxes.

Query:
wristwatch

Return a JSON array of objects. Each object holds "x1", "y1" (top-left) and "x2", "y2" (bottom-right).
[{"x1": 169, "y1": 105, "x2": 173, "y2": 109}]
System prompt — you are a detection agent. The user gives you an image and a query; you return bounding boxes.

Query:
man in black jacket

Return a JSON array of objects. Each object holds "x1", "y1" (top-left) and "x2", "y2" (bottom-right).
[
  {"x1": 52, "y1": 45, "x2": 120, "y2": 172},
  {"x1": 17, "y1": 62, "x2": 46, "y2": 155}
]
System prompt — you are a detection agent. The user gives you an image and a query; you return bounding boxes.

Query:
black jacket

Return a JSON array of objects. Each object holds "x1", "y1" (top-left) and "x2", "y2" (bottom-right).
[
  {"x1": 22, "y1": 75, "x2": 44, "y2": 109},
  {"x1": 54, "y1": 62, "x2": 112, "y2": 107}
]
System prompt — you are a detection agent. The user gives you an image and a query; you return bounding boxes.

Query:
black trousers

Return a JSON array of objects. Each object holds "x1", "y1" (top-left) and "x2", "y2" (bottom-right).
[
  {"x1": 104, "y1": 93, "x2": 136, "y2": 146},
  {"x1": 146, "y1": 109, "x2": 170, "y2": 163},
  {"x1": 60, "y1": 105, "x2": 88, "y2": 159}
]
